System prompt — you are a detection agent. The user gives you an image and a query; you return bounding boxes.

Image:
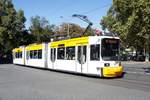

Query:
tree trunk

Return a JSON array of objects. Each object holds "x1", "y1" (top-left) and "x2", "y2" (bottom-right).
[
  {"x1": 145, "y1": 52, "x2": 149, "y2": 62},
  {"x1": 145, "y1": 38, "x2": 150, "y2": 62}
]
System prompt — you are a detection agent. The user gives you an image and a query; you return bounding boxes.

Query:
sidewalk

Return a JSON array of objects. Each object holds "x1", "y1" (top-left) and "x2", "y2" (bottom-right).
[
  {"x1": 122, "y1": 61, "x2": 150, "y2": 68},
  {"x1": 121, "y1": 61, "x2": 150, "y2": 65}
]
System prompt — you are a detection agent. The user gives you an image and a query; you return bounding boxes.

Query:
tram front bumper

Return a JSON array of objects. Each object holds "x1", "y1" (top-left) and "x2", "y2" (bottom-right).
[{"x1": 102, "y1": 66, "x2": 123, "y2": 77}]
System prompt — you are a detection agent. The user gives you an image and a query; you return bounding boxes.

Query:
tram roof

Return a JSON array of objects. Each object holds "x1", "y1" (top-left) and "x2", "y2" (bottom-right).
[
  {"x1": 50, "y1": 36, "x2": 119, "y2": 48},
  {"x1": 12, "y1": 36, "x2": 120, "y2": 51}
]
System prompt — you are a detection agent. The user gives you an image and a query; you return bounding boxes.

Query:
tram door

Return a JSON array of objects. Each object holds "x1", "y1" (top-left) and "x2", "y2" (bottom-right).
[
  {"x1": 50, "y1": 48, "x2": 56, "y2": 69},
  {"x1": 76, "y1": 46, "x2": 87, "y2": 73}
]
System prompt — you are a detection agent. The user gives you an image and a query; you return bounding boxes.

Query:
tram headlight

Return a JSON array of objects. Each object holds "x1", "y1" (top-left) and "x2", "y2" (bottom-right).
[{"x1": 104, "y1": 63, "x2": 110, "y2": 67}]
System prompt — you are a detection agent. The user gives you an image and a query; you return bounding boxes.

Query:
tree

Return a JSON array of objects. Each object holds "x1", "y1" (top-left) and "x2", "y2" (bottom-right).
[
  {"x1": 0, "y1": 0, "x2": 29, "y2": 63},
  {"x1": 100, "y1": 0, "x2": 150, "y2": 61},
  {"x1": 57, "y1": 23, "x2": 84, "y2": 37},
  {"x1": 29, "y1": 16, "x2": 56, "y2": 42},
  {"x1": 57, "y1": 22, "x2": 96, "y2": 38}
]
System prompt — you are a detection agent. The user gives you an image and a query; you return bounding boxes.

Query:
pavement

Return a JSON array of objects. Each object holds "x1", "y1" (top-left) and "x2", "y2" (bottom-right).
[{"x1": 0, "y1": 64, "x2": 150, "y2": 100}]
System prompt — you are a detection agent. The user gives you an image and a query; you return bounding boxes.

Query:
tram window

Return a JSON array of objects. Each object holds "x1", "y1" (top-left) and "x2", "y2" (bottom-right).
[
  {"x1": 18, "y1": 52, "x2": 19, "y2": 58},
  {"x1": 38, "y1": 49, "x2": 42, "y2": 59},
  {"x1": 30, "y1": 50, "x2": 33, "y2": 59},
  {"x1": 26, "y1": 51, "x2": 30, "y2": 59},
  {"x1": 17, "y1": 52, "x2": 19, "y2": 58},
  {"x1": 78, "y1": 46, "x2": 87, "y2": 63},
  {"x1": 18, "y1": 52, "x2": 20, "y2": 58},
  {"x1": 50, "y1": 48, "x2": 56, "y2": 61},
  {"x1": 101, "y1": 38, "x2": 119, "y2": 61},
  {"x1": 15, "y1": 52, "x2": 17, "y2": 58},
  {"x1": 83, "y1": 46, "x2": 87, "y2": 62},
  {"x1": 57, "y1": 47, "x2": 65, "y2": 59},
  {"x1": 15, "y1": 52, "x2": 18, "y2": 58},
  {"x1": 19, "y1": 52, "x2": 22, "y2": 58},
  {"x1": 66, "y1": 46, "x2": 75, "y2": 60},
  {"x1": 90, "y1": 45, "x2": 100, "y2": 60},
  {"x1": 15, "y1": 52, "x2": 22, "y2": 58},
  {"x1": 33, "y1": 50, "x2": 38, "y2": 59}
]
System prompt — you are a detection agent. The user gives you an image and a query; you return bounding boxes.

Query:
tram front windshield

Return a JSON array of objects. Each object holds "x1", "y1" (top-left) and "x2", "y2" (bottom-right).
[{"x1": 101, "y1": 38, "x2": 119, "y2": 61}]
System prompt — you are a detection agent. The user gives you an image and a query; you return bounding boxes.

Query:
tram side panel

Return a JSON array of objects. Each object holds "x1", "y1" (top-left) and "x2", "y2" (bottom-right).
[
  {"x1": 56, "y1": 46, "x2": 76, "y2": 72},
  {"x1": 48, "y1": 37, "x2": 100, "y2": 75},
  {"x1": 12, "y1": 46, "x2": 25, "y2": 65},
  {"x1": 85, "y1": 37, "x2": 102, "y2": 76},
  {"x1": 47, "y1": 43, "x2": 55, "y2": 69},
  {"x1": 47, "y1": 36, "x2": 123, "y2": 77},
  {"x1": 75, "y1": 45, "x2": 88, "y2": 74},
  {"x1": 48, "y1": 43, "x2": 76, "y2": 72},
  {"x1": 47, "y1": 43, "x2": 52, "y2": 69},
  {"x1": 25, "y1": 43, "x2": 46, "y2": 68}
]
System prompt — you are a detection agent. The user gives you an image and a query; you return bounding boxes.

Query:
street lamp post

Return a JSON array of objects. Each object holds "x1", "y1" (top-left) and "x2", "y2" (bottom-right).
[
  {"x1": 60, "y1": 16, "x2": 70, "y2": 38},
  {"x1": 67, "y1": 23, "x2": 70, "y2": 38}
]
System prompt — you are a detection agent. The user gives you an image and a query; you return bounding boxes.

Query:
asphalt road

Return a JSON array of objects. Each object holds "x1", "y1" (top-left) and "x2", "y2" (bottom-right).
[
  {"x1": 0, "y1": 64, "x2": 150, "y2": 100},
  {"x1": 122, "y1": 62, "x2": 150, "y2": 82},
  {"x1": 123, "y1": 62, "x2": 150, "y2": 74}
]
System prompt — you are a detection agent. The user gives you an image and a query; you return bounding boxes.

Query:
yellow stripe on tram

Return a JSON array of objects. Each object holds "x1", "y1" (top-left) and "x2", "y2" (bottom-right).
[
  {"x1": 50, "y1": 37, "x2": 89, "y2": 48},
  {"x1": 26, "y1": 44, "x2": 42, "y2": 51},
  {"x1": 12, "y1": 48, "x2": 23, "y2": 52}
]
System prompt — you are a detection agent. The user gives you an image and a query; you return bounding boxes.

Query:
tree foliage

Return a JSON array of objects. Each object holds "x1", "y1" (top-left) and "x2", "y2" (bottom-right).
[
  {"x1": 100, "y1": 0, "x2": 150, "y2": 56},
  {"x1": 29, "y1": 16, "x2": 56, "y2": 42},
  {"x1": 0, "y1": 0, "x2": 32, "y2": 63},
  {"x1": 56, "y1": 23, "x2": 84, "y2": 37}
]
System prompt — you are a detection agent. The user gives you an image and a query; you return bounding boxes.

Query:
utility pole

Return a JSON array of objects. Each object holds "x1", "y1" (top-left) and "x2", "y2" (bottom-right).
[
  {"x1": 67, "y1": 23, "x2": 70, "y2": 38},
  {"x1": 60, "y1": 16, "x2": 70, "y2": 38}
]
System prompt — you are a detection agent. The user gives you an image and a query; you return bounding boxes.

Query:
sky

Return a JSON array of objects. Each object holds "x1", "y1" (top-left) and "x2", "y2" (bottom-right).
[{"x1": 12, "y1": 0, "x2": 112, "y2": 30}]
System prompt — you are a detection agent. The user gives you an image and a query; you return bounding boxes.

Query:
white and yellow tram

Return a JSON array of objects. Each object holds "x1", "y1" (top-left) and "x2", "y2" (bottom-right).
[
  {"x1": 12, "y1": 36, "x2": 123, "y2": 77},
  {"x1": 12, "y1": 46, "x2": 25, "y2": 65}
]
